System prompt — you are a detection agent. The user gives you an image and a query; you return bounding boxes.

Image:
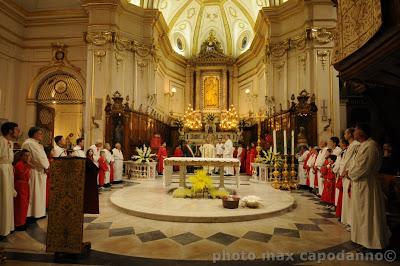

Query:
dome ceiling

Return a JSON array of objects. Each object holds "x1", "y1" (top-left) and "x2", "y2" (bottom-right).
[{"x1": 129, "y1": 0, "x2": 289, "y2": 58}]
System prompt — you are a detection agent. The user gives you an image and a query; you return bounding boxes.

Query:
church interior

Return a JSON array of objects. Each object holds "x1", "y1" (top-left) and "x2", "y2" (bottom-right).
[{"x1": 0, "y1": 0, "x2": 400, "y2": 265}]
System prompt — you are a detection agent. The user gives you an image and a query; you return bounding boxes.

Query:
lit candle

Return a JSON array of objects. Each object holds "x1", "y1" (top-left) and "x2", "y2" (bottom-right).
[
  {"x1": 283, "y1": 130, "x2": 287, "y2": 155},
  {"x1": 291, "y1": 130, "x2": 295, "y2": 155},
  {"x1": 273, "y1": 130, "x2": 277, "y2": 154}
]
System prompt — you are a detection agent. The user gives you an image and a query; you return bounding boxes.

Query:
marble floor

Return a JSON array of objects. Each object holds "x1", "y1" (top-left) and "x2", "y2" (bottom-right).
[{"x1": 1, "y1": 175, "x2": 399, "y2": 265}]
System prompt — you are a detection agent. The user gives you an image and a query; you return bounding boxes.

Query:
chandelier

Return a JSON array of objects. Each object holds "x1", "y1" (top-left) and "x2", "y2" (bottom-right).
[
  {"x1": 183, "y1": 104, "x2": 202, "y2": 130},
  {"x1": 220, "y1": 104, "x2": 239, "y2": 130}
]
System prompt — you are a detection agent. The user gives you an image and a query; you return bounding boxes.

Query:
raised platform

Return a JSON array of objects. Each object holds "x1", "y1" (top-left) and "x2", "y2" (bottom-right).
[{"x1": 110, "y1": 178, "x2": 295, "y2": 223}]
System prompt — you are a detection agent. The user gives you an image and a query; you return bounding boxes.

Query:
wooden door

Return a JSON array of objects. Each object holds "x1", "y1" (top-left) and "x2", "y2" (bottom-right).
[{"x1": 36, "y1": 104, "x2": 55, "y2": 147}]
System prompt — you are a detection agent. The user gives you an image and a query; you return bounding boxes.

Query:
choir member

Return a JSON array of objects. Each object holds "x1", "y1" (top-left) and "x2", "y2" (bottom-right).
[
  {"x1": 157, "y1": 142, "x2": 168, "y2": 175},
  {"x1": 21, "y1": 127, "x2": 49, "y2": 219},
  {"x1": 315, "y1": 140, "x2": 328, "y2": 195},
  {"x1": 173, "y1": 145, "x2": 183, "y2": 171},
  {"x1": 103, "y1": 143, "x2": 114, "y2": 187},
  {"x1": 53, "y1": 135, "x2": 67, "y2": 157},
  {"x1": 73, "y1": 138, "x2": 85, "y2": 158},
  {"x1": 0, "y1": 122, "x2": 20, "y2": 237},
  {"x1": 13, "y1": 149, "x2": 31, "y2": 230},
  {"x1": 112, "y1": 143, "x2": 124, "y2": 184},
  {"x1": 296, "y1": 145, "x2": 309, "y2": 186},
  {"x1": 320, "y1": 155, "x2": 337, "y2": 205},
  {"x1": 333, "y1": 138, "x2": 348, "y2": 218},
  {"x1": 98, "y1": 150, "x2": 108, "y2": 190}
]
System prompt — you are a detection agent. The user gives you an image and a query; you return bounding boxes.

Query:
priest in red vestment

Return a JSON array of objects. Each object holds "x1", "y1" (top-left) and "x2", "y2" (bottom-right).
[
  {"x1": 173, "y1": 145, "x2": 183, "y2": 171},
  {"x1": 246, "y1": 143, "x2": 256, "y2": 176},
  {"x1": 14, "y1": 150, "x2": 31, "y2": 229},
  {"x1": 157, "y1": 142, "x2": 168, "y2": 174}
]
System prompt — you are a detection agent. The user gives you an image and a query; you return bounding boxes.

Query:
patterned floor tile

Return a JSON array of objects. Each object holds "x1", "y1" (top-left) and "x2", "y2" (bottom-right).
[
  {"x1": 84, "y1": 216, "x2": 98, "y2": 223},
  {"x1": 170, "y1": 232, "x2": 202, "y2": 245},
  {"x1": 86, "y1": 222, "x2": 113, "y2": 230},
  {"x1": 242, "y1": 231, "x2": 272, "y2": 243},
  {"x1": 137, "y1": 230, "x2": 167, "y2": 242},
  {"x1": 316, "y1": 212, "x2": 336, "y2": 218},
  {"x1": 207, "y1": 232, "x2": 239, "y2": 246},
  {"x1": 273, "y1": 227, "x2": 300, "y2": 238},
  {"x1": 295, "y1": 223, "x2": 322, "y2": 231},
  {"x1": 109, "y1": 227, "x2": 135, "y2": 237},
  {"x1": 309, "y1": 218, "x2": 335, "y2": 225}
]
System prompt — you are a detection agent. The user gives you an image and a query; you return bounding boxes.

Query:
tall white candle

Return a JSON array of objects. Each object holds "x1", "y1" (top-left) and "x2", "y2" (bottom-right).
[
  {"x1": 291, "y1": 130, "x2": 295, "y2": 155},
  {"x1": 273, "y1": 130, "x2": 277, "y2": 154},
  {"x1": 283, "y1": 129, "x2": 287, "y2": 155}
]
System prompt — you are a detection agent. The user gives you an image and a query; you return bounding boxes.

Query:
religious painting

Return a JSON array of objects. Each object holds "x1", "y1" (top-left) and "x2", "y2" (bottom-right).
[
  {"x1": 112, "y1": 116, "x2": 124, "y2": 146},
  {"x1": 203, "y1": 76, "x2": 220, "y2": 109}
]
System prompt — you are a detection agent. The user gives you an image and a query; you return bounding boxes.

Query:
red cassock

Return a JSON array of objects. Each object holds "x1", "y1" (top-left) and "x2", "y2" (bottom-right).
[
  {"x1": 240, "y1": 148, "x2": 247, "y2": 173},
  {"x1": 157, "y1": 146, "x2": 168, "y2": 174},
  {"x1": 335, "y1": 176, "x2": 343, "y2": 217},
  {"x1": 173, "y1": 147, "x2": 183, "y2": 171},
  {"x1": 14, "y1": 161, "x2": 31, "y2": 227},
  {"x1": 303, "y1": 153, "x2": 312, "y2": 187},
  {"x1": 246, "y1": 147, "x2": 256, "y2": 176},
  {"x1": 320, "y1": 162, "x2": 335, "y2": 204},
  {"x1": 98, "y1": 157, "x2": 108, "y2": 187}
]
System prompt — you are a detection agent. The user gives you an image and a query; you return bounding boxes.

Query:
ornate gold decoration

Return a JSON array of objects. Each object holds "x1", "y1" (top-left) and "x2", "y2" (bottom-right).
[
  {"x1": 115, "y1": 52, "x2": 123, "y2": 71},
  {"x1": 317, "y1": 50, "x2": 329, "y2": 70},
  {"x1": 306, "y1": 27, "x2": 335, "y2": 44},
  {"x1": 290, "y1": 154, "x2": 299, "y2": 189},
  {"x1": 203, "y1": 76, "x2": 219, "y2": 108},
  {"x1": 333, "y1": 0, "x2": 382, "y2": 64},
  {"x1": 85, "y1": 31, "x2": 114, "y2": 46},
  {"x1": 220, "y1": 105, "x2": 239, "y2": 131},
  {"x1": 271, "y1": 154, "x2": 281, "y2": 189},
  {"x1": 183, "y1": 104, "x2": 202, "y2": 130},
  {"x1": 94, "y1": 50, "x2": 106, "y2": 66},
  {"x1": 280, "y1": 155, "x2": 291, "y2": 190}
]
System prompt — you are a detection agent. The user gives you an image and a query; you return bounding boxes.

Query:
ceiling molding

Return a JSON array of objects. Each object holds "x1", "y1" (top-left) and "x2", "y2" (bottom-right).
[
  {"x1": 219, "y1": 3, "x2": 232, "y2": 56},
  {"x1": 191, "y1": 3, "x2": 205, "y2": 55}
]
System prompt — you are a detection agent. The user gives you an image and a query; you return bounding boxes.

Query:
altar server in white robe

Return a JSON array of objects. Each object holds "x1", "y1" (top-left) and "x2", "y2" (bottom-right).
[
  {"x1": 347, "y1": 124, "x2": 390, "y2": 249},
  {"x1": 112, "y1": 143, "x2": 124, "y2": 183},
  {"x1": 89, "y1": 140, "x2": 103, "y2": 167},
  {"x1": 53, "y1": 135, "x2": 67, "y2": 157},
  {"x1": 73, "y1": 138, "x2": 85, "y2": 158},
  {"x1": 22, "y1": 127, "x2": 50, "y2": 219},
  {"x1": 333, "y1": 138, "x2": 348, "y2": 207},
  {"x1": 341, "y1": 128, "x2": 360, "y2": 227},
  {"x1": 329, "y1": 136, "x2": 342, "y2": 157},
  {"x1": 199, "y1": 141, "x2": 215, "y2": 174},
  {"x1": 307, "y1": 147, "x2": 318, "y2": 190},
  {"x1": 0, "y1": 122, "x2": 20, "y2": 236},
  {"x1": 296, "y1": 145, "x2": 309, "y2": 186},
  {"x1": 223, "y1": 135, "x2": 234, "y2": 175},
  {"x1": 315, "y1": 140, "x2": 328, "y2": 195}
]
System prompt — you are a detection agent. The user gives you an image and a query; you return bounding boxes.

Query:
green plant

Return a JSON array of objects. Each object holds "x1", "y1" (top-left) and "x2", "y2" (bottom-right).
[
  {"x1": 131, "y1": 144, "x2": 156, "y2": 163},
  {"x1": 172, "y1": 187, "x2": 193, "y2": 198}
]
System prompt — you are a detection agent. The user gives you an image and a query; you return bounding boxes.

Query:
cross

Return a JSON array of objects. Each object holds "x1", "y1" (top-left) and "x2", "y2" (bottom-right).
[{"x1": 321, "y1": 100, "x2": 328, "y2": 121}]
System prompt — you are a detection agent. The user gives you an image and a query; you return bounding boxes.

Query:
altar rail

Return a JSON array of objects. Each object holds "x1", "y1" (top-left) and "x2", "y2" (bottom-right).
[
  {"x1": 250, "y1": 163, "x2": 274, "y2": 183},
  {"x1": 124, "y1": 161, "x2": 157, "y2": 180}
]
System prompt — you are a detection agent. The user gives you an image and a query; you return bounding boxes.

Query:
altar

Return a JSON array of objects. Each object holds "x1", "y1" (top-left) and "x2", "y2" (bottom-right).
[{"x1": 163, "y1": 157, "x2": 241, "y2": 188}]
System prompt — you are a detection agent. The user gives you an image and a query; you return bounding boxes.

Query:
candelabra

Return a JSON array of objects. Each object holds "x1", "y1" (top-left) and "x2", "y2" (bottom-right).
[
  {"x1": 290, "y1": 154, "x2": 299, "y2": 189},
  {"x1": 254, "y1": 110, "x2": 266, "y2": 162},
  {"x1": 271, "y1": 154, "x2": 281, "y2": 189},
  {"x1": 280, "y1": 154, "x2": 291, "y2": 190},
  {"x1": 183, "y1": 104, "x2": 202, "y2": 130},
  {"x1": 220, "y1": 104, "x2": 239, "y2": 130}
]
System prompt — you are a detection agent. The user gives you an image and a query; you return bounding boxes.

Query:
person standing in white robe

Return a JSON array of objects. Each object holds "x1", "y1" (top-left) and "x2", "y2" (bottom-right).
[
  {"x1": 215, "y1": 139, "x2": 224, "y2": 173},
  {"x1": 89, "y1": 140, "x2": 102, "y2": 167},
  {"x1": 329, "y1": 136, "x2": 342, "y2": 157},
  {"x1": 315, "y1": 140, "x2": 328, "y2": 195},
  {"x1": 73, "y1": 138, "x2": 85, "y2": 158},
  {"x1": 333, "y1": 138, "x2": 348, "y2": 207},
  {"x1": 53, "y1": 135, "x2": 67, "y2": 157},
  {"x1": 112, "y1": 143, "x2": 124, "y2": 183},
  {"x1": 296, "y1": 145, "x2": 309, "y2": 186},
  {"x1": 223, "y1": 135, "x2": 234, "y2": 175},
  {"x1": 199, "y1": 141, "x2": 215, "y2": 174},
  {"x1": 21, "y1": 127, "x2": 49, "y2": 219},
  {"x1": 347, "y1": 124, "x2": 390, "y2": 249},
  {"x1": 340, "y1": 128, "x2": 360, "y2": 227},
  {"x1": 0, "y1": 122, "x2": 20, "y2": 236}
]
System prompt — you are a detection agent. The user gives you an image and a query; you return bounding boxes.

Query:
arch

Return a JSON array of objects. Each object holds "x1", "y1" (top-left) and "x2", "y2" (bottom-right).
[{"x1": 27, "y1": 65, "x2": 86, "y2": 103}]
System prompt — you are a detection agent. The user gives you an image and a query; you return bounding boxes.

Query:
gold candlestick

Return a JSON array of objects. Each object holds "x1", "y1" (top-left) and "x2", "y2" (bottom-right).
[
  {"x1": 271, "y1": 154, "x2": 281, "y2": 189},
  {"x1": 290, "y1": 154, "x2": 299, "y2": 189},
  {"x1": 280, "y1": 154, "x2": 291, "y2": 190}
]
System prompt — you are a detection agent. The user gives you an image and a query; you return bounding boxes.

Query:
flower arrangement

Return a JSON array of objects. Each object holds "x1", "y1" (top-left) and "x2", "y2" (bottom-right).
[
  {"x1": 189, "y1": 170, "x2": 213, "y2": 194},
  {"x1": 131, "y1": 144, "x2": 156, "y2": 163},
  {"x1": 206, "y1": 113, "x2": 216, "y2": 123},
  {"x1": 258, "y1": 148, "x2": 283, "y2": 167}
]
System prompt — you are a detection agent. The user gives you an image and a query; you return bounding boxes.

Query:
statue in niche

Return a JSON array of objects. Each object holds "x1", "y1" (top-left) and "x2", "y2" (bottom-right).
[
  {"x1": 199, "y1": 30, "x2": 224, "y2": 55},
  {"x1": 204, "y1": 76, "x2": 219, "y2": 108}
]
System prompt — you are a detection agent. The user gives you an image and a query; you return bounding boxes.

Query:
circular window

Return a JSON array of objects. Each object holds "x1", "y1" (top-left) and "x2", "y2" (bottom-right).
[{"x1": 176, "y1": 37, "x2": 184, "y2": 51}]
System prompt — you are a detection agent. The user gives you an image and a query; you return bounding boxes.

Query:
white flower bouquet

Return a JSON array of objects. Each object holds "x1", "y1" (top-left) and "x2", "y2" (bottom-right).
[{"x1": 131, "y1": 144, "x2": 156, "y2": 163}]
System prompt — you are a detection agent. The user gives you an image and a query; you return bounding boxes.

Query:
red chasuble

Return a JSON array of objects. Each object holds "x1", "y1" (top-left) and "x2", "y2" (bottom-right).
[
  {"x1": 157, "y1": 146, "x2": 168, "y2": 174},
  {"x1": 14, "y1": 160, "x2": 31, "y2": 227}
]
